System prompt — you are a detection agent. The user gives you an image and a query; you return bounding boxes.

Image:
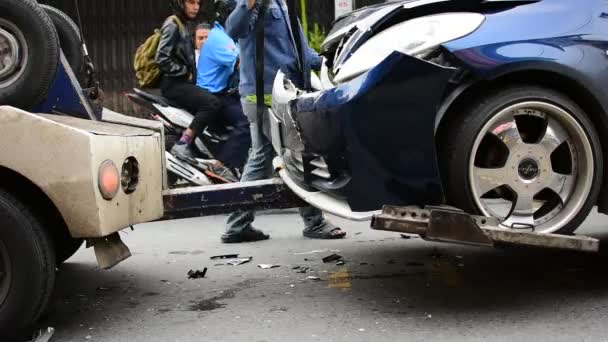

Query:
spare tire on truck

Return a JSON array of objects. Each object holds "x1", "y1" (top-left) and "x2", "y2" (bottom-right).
[
  {"x1": 40, "y1": 4, "x2": 85, "y2": 82},
  {"x1": 0, "y1": 0, "x2": 60, "y2": 109}
]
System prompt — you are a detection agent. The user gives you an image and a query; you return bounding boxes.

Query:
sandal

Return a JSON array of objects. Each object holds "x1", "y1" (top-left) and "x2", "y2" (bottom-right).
[{"x1": 303, "y1": 223, "x2": 347, "y2": 240}]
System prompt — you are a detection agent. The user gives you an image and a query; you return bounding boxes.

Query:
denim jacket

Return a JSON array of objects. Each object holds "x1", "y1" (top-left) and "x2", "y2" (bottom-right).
[{"x1": 226, "y1": 0, "x2": 322, "y2": 96}]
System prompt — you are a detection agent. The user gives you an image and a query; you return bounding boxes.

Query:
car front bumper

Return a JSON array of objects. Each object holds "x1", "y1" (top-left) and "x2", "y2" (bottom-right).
[{"x1": 269, "y1": 52, "x2": 456, "y2": 216}]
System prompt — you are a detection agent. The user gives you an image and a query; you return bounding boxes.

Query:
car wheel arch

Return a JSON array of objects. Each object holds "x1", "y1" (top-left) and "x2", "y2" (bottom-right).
[{"x1": 435, "y1": 68, "x2": 608, "y2": 213}]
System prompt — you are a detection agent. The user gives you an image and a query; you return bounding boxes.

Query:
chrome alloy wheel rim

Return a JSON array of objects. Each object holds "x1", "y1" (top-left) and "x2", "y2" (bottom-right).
[
  {"x1": 0, "y1": 18, "x2": 28, "y2": 89},
  {"x1": 469, "y1": 101, "x2": 594, "y2": 233}
]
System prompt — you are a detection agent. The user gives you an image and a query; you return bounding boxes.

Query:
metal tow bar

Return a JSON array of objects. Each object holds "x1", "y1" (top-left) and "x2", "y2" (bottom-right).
[
  {"x1": 371, "y1": 205, "x2": 599, "y2": 253},
  {"x1": 161, "y1": 178, "x2": 306, "y2": 220}
]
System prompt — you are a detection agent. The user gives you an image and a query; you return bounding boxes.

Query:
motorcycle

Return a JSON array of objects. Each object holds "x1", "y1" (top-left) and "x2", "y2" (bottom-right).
[
  {"x1": 127, "y1": 71, "x2": 322, "y2": 187},
  {"x1": 126, "y1": 88, "x2": 237, "y2": 186}
]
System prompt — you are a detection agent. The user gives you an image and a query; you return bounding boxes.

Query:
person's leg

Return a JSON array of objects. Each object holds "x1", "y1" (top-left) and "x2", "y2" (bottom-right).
[
  {"x1": 300, "y1": 206, "x2": 346, "y2": 239},
  {"x1": 187, "y1": 85, "x2": 221, "y2": 136},
  {"x1": 164, "y1": 81, "x2": 221, "y2": 159},
  {"x1": 214, "y1": 94, "x2": 252, "y2": 170},
  {"x1": 223, "y1": 98, "x2": 274, "y2": 243},
  {"x1": 161, "y1": 79, "x2": 220, "y2": 133}
]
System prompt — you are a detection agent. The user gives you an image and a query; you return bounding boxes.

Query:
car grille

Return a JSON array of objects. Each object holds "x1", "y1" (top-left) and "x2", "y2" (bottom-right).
[{"x1": 291, "y1": 152, "x2": 331, "y2": 180}]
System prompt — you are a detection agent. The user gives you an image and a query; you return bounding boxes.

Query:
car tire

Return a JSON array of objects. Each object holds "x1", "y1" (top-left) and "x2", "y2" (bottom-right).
[
  {"x1": 40, "y1": 5, "x2": 84, "y2": 82},
  {"x1": 0, "y1": 0, "x2": 60, "y2": 109},
  {"x1": 440, "y1": 85, "x2": 602, "y2": 234},
  {"x1": 53, "y1": 228, "x2": 83, "y2": 265},
  {"x1": 0, "y1": 189, "x2": 56, "y2": 341}
]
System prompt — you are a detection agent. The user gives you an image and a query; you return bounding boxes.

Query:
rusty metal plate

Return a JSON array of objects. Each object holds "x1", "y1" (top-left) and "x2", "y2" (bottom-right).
[
  {"x1": 427, "y1": 209, "x2": 494, "y2": 247},
  {"x1": 371, "y1": 205, "x2": 600, "y2": 253}
]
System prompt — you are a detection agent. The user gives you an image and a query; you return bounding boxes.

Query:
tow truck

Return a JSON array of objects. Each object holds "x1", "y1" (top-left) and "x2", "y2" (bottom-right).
[{"x1": 0, "y1": 0, "x2": 600, "y2": 340}]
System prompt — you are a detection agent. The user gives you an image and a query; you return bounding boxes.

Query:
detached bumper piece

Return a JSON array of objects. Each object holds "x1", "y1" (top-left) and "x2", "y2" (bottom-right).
[{"x1": 372, "y1": 206, "x2": 599, "y2": 253}]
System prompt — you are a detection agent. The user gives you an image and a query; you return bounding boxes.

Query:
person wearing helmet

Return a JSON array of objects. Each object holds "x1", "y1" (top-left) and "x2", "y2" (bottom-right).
[
  {"x1": 196, "y1": 0, "x2": 251, "y2": 172},
  {"x1": 157, "y1": 0, "x2": 237, "y2": 181},
  {"x1": 220, "y1": 0, "x2": 347, "y2": 243}
]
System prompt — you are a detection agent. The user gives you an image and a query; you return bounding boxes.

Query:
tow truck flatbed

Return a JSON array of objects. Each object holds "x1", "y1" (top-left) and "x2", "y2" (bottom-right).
[{"x1": 372, "y1": 205, "x2": 599, "y2": 253}]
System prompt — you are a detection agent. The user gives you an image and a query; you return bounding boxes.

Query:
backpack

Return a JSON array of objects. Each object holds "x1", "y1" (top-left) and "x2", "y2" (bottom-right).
[{"x1": 134, "y1": 15, "x2": 185, "y2": 88}]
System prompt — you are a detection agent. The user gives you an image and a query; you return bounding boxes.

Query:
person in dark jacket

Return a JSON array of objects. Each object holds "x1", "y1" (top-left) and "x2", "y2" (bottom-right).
[{"x1": 157, "y1": 0, "x2": 236, "y2": 181}]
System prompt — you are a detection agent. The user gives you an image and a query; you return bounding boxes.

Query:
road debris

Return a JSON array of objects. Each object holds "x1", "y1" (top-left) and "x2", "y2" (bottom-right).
[
  {"x1": 293, "y1": 266, "x2": 311, "y2": 273},
  {"x1": 359, "y1": 328, "x2": 366, "y2": 332},
  {"x1": 355, "y1": 232, "x2": 362, "y2": 235},
  {"x1": 187, "y1": 268, "x2": 208, "y2": 279},
  {"x1": 210, "y1": 254, "x2": 239, "y2": 260},
  {"x1": 258, "y1": 264, "x2": 280, "y2": 269},
  {"x1": 336, "y1": 260, "x2": 345, "y2": 266},
  {"x1": 227, "y1": 257, "x2": 252, "y2": 266},
  {"x1": 96, "y1": 286, "x2": 110, "y2": 291},
  {"x1": 85, "y1": 336, "x2": 92, "y2": 340},
  {"x1": 294, "y1": 249, "x2": 340, "y2": 255},
  {"x1": 29, "y1": 327, "x2": 54, "y2": 342},
  {"x1": 307, "y1": 276, "x2": 321, "y2": 281},
  {"x1": 322, "y1": 254, "x2": 343, "y2": 263}
]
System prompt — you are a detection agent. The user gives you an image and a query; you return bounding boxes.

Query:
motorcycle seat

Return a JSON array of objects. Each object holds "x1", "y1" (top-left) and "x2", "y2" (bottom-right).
[{"x1": 133, "y1": 88, "x2": 185, "y2": 109}]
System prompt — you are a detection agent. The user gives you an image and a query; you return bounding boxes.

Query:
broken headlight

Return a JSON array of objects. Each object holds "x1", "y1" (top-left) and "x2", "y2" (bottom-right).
[{"x1": 334, "y1": 12, "x2": 485, "y2": 83}]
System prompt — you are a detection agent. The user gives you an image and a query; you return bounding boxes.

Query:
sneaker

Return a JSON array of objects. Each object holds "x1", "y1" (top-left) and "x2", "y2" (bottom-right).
[
  {"x1": 171, "y1": 143, "x2": 197, "y2": 161},
  {"x1": 221, "y1": 227, "x2": 270, "y2": 243}
]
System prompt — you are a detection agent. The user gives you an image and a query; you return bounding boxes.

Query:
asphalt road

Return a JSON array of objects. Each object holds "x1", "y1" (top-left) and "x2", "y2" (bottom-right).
[{"x1": 39, "y1": 209, "x2": 608, "y2": 342}]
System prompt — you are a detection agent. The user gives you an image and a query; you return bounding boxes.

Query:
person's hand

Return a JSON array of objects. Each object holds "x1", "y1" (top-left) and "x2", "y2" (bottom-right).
[{"x1": 247, "y1": 0, "x2": 256, "y2": 9}]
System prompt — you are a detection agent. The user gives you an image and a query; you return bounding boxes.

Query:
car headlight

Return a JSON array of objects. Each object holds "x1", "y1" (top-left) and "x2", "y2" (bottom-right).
[{"x1": 334, "y1": 12, "x2": 485, "y2": 83}]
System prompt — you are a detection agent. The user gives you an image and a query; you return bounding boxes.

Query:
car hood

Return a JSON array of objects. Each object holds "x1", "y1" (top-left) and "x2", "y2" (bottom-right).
[{"x1": 322, "y1": 0, "x2": 539, "y2": 70}]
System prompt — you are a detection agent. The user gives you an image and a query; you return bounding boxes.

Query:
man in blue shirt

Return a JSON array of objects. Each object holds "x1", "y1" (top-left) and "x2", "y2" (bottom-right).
[
  {"x1": 197, "y1": 22, "x2": 239, "y2": 93},
  {"x1": 221, "y1": 0, "x2": 346, "y2": 243},
  {"x1": 196, "y1": 0, "x2": 251, "y2": 174}
]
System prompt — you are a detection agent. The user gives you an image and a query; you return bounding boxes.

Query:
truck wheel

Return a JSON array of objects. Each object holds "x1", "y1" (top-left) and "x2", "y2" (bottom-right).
[
  {"x1": 0, "y1": 0, "x2": 60, "y2": 109},
  {"x1": 441, "y1": 85, "x2": 602, "y2": 234},
  {"x1": 40, "y1": 5, "x2": 84, "y2": 82},
  {"x1": 53, "y1": 230, "x2": 84, "y2": 265},
  {"x1": 0, "y1": 189, "x2": 56, "y2": 340}
]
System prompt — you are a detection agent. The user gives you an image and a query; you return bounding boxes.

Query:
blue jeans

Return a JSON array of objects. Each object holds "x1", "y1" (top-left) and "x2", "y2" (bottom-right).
[
  {"x1": 213, "y1": 94, "x2": 251, "y2": 170},
  {"x1": 225, "y1": 98, "x2": 328, "y2": 235}
]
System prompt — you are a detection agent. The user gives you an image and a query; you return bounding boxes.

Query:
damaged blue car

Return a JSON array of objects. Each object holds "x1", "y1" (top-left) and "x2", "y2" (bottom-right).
[{"x1": 269, "y1": 0, "x2": 608, "y2": 235}]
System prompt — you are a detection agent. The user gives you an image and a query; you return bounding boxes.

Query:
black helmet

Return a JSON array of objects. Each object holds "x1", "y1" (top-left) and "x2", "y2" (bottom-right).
[{"x1": 215, "y1": 0, "x2": 237, "y2": 26}]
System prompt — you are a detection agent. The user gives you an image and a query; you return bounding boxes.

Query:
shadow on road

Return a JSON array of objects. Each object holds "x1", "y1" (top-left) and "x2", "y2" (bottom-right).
[
  {"x1": 318, "y1": 235, "x2": 608, "y2": 318},
  {"x1": 39, "y1": 230, "x2": 608, "y2": 336}
]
